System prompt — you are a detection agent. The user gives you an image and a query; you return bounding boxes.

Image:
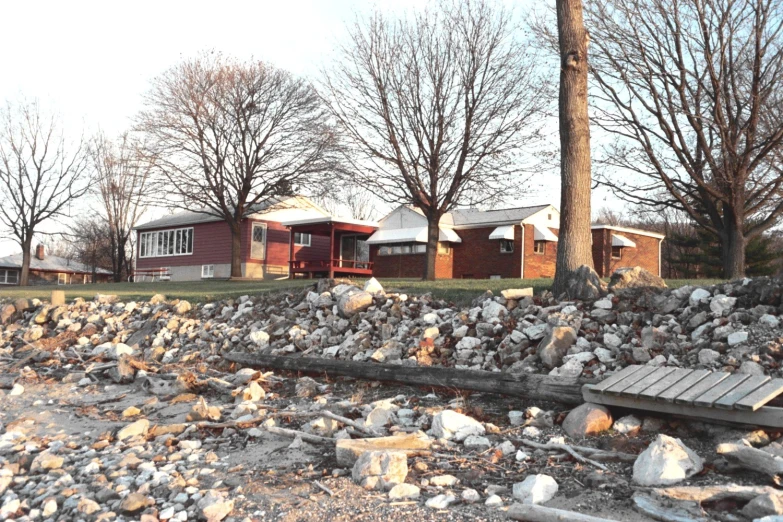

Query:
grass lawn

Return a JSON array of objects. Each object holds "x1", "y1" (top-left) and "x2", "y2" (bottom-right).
[{"x1": 0, "y1": 276, "x2": 727, "y2": 306}]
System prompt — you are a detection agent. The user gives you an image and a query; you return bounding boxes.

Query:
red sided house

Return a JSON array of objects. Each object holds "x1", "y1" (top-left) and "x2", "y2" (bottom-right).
[
  {"x1": 132, "y1": 196, "x2": 335, "y2": 281},
  {"x1": 364, "y1": 205, "x2": 665, "y2": 279}
]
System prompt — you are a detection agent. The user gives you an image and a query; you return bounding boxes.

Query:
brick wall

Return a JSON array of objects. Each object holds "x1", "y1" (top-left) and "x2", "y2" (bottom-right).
[
  {"x1": 371, "y1": 246, "x2": 453, "y2": 278},
  {"x1": 451, "y1": 227, "x2": 521, "y2": 279},
  {"x1": 592, "y1": 229, "x2": 661, "y2": 277},
  {"x1": 522, "y1": 224, "x2": 558, "y2": 278}
]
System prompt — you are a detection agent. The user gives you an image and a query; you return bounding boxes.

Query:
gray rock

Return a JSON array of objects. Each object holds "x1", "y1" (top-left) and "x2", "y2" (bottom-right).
[
  {"x1": 338, "y1": 291, "x2": 374, "y2": 317},
  {"x1": 742, "y1": 492, "x2": 783, "y2": 520},
  {"x1": 632, "y1": 434, "x2": 703, "y2": 486},
  {"x1": 538, "y1": 327, "x2": 577, "y2": 369},
  {"x1": 352, "y1": 450, "x2": 408, "y2": 490},
  {"x1": 559, "y1": 265, "x2": 604, "y2": 300}
]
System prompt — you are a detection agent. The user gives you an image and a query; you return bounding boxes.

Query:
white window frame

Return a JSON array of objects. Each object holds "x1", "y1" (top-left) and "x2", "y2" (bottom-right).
[
  {"x1": 500, "y1": 239, "x2": 514, "y2": 253},
  {"x1": 378, "y1": 243, "x2": 426, "y2": 256},
  {"x1": 437, "y1": 242, "x2": 450, "y2": 255},
  {"x1": 611, "y1": 246, "x2": 622, "y2": 260},
  {"x1": 293, "y1": 232, "x2": 311, "y2": 247},
  {"x1": 201, "y1": 264, "x2": 215, "y2": 279},
  {"x1": 0, "y1": 269, "x2": 19, "y2": 285},
  {"x1": 533, "y1": 240, "x2": 546, "y2": 255},
  {"x1": 58, "y1": 273, "x2": 70, "y2": 285},
  {"x1": 250, "y1": 222, "x2": 267, "y2": 260},
  {"x1": 139, "y1": 227, "x2": 194, "y2": 258},
  {"x1": 490, "y1": 275, "x2": 502, "y2": 280}
]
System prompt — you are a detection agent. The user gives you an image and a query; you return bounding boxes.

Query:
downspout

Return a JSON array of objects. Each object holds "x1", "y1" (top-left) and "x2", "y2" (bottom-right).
[
  {"x1": 658, "y1": 238, "x2": 662, "y2": 278},
  {"x1": 520, "y1": 223, "x2": 525, "y2": 279},
  {"x1": 132, "y1": 229, "x2": 138, "y2": 283}
]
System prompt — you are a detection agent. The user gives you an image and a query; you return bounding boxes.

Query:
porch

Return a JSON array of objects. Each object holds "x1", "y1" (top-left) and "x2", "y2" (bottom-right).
[{"x1": 282, "y1": 217, "x2": 378, "y2": 279}]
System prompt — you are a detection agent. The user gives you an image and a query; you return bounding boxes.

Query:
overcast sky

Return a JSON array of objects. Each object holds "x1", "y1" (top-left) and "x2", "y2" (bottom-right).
[{"x1": 0, "y1": 0, "x2": 616, "y2": 256}]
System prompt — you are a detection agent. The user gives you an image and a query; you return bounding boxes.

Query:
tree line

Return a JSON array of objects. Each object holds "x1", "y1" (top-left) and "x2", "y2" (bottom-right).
[{"x1": 0, "y1": 0, "x2": 781, "y2": 286}]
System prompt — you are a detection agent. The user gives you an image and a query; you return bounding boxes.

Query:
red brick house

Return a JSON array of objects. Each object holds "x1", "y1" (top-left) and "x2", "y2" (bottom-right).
[
  {"x1": 0, "y1": 245, "x2": 112, "y2": 286},
  {"x1": 364, "y1": 205, "x2": 664, "y2": 279},
  {"x1": 133, "y1": 196, "x2": 334, "y2": 281}
]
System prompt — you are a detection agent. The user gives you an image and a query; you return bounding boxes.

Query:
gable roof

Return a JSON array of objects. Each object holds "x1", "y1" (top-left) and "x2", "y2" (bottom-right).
[
  {"x1": 449, "y1": 204, "x2": 552, "y2": 227},
  {"x1": 0, "y1": 254, "x2": 112, "y2": 275},
  {"x1": 134, "y1": 195, "x2": 328, "y2": 231}
]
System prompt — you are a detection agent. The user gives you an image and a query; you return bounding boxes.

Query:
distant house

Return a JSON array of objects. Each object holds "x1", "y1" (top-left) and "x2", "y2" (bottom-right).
[
  {"x1": 132, "y1": 196, "x2": 333, "y2": 281},
  {"x1": 363, "y1": 205, "x2": 665, "y2": 279},
  {"x1": 0, "y1": 245, "x2": 112, "y2": 286}
]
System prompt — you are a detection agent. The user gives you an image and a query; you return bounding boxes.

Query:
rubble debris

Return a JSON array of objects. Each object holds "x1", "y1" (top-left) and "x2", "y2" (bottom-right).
[{"x1": 633, "y1": 434, "x2": 703, "y2": 486}]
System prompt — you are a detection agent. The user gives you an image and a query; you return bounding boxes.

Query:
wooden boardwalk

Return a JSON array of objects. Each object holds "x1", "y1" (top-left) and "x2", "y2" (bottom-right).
[{"x1": 583, "y1": 365, "x2": 783, "y2": 428}]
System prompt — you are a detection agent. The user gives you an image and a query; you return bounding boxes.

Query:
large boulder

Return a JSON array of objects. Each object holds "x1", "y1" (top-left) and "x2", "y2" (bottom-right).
[
  {"x1": 538, "y1": 327, "x2": 577, "y2": 369},
  {"x1": 363, "y1": 277, "x2": 385, "y2": 297},
  {"x1": 632, "y1": 434, "x2": 703, "y2": 486},
  {"x1": 338, "y1": 291, "x2": 374, "y2": 317},
  {"x1": 608, "y1": 266, "x2": 667, "y2": 291},
  {"x1": 351, "y1": 450, "x2": 408, "y2": 490},
  {"x1": 562, "y1": 403, "x2": 613, "y2": 438},
  {"x1": 558, "y1": 265, "x2": 605, "y2": 300}
]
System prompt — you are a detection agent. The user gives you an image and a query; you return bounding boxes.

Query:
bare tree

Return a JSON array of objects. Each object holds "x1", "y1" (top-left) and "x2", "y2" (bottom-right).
[
  {"x1": 587, "y1": 0, "x2": 783, "y2": 278},
  {"x1": 66, "y1": 216, "x2": 114, "y2": 282},
  {"x1": 91, "y1": 132, "x2": 154, "y2": 281},
  {"x1": 322, "y1": 0, "x2": 549, "y2": 280},
  {"x1": 550, "y1": 0, "x2": 596, "y2": 296},
  {"x1": 137, "y1": 53, "x2": 335, "y2": 278},
  {"x1": 0, "y1": 100, "x2": 90, "y2": 286},
  {"x1": 315, "y1": 184, "x2": 380, "y2": 221}
]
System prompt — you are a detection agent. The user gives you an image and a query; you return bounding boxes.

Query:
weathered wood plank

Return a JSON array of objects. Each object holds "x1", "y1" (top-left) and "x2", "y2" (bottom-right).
[
  {"x1": 619, "y1": 367, "x2": 676, "y2": 398},
  {"x1": 591, "y1": 365, "x2": 644, "y2": 393},
  {"x1": 638, "y1": 368, "x2": 693, "y2": 400},
  {"x1": 508, "y1": 503, "x2": 621, "y2": 522},
  {"x1": 656, "y1": 370, "x2": 711, "y2": 403},
  {"x1": 735, "y1": 379, "x2": 783, "y2": 411},
  {"x1": 674, "y1": 372, "x2": 729, "y2": 405},
  {"x1": 692, "y1": 373, "x2": 750, "y2": 408},
  {"x1": 223, "y1": 352, "x2": 591, "y2": 405},
  {"x1": 714, "y1": 376, "x2": 770, "y2": 410},
  {"x1": 605, "y1": 366, "x2": 658, "y2": 396},
  {"x1": 582, "y1": 386, "x2": 783, "y2": 428}
]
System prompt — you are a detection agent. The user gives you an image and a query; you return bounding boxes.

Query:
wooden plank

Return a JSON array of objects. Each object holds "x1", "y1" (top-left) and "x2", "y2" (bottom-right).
[
  {"x1": 591, "y1": 365, "x2": 644, "y2": 393},
  {"x1": 605, "y1": 366, "x2": 659, "y2": 396},
  {"x1": 693, "y1": 374, "x2": 750, "y2": 407},
  {"x1": 714, "y1": 376, "x2": 770, "y2": 410},
  {"x1": 735, "y1": 379, "x2": 783, "y2": 411},
  {"x1": 638, "y1": 368, "x2": 693, "y2": 400},
  {"x1": 657, "y1": 369, "x2": 711, "y2": 403},
  {"x1": 222, "y1": 352, "x2": 591, "y2": 405},
  {"x1": 674, "y1": 372, "x2": 731, "y2": 405},
  {"x1": 619, "y1": 367, "x2": 676, "y2": 398},
  {"x1": 582, "y1": 386, "x2": 783, "y2": 428}
]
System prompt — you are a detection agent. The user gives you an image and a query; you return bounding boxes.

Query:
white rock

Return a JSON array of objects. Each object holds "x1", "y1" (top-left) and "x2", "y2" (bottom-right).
[
  {"x1": 463, "y1": 435, "x2": 491, "y2": 450},
  {"x1": 710, "y1": 294, "x2": 736, "y2": 315},
  {"x1": 9, "y1": 384, "x2": 24, "y2": 396},
  {"x1": 485, "y1": 494, "x2": 503, "y2": 507},
  {"x1": 431, "y1": 410, "x2": 485, "y2": 441},
  {"x1": 523, "y1": 323, "x2": 548, "y2": 341},
  {"x1": 425, "y1": 494, "x2": 457, "y2": 509},
  {"x1": 689, "y1": 288, "x2": 712, "y2": 307},
  {"x1": 430, "y1": 474, "x2": 458, "y2": 487},
  {"x1": 512, "y1": 474, "x2": 559, "y2": 504},
  {"x1": 249, "y1": 330, "x2": 270, "y2": 347},
  {"x1": 508, "y1": 411, "x2": 525, "y2": 426},
  {"x1": 515, "y1": 450, "x2": 529, "y2": 462},
  {"x1": 388, "y1": 483, "x2": 420, "y2": 499},
  {"x1": 107, "y1": 343, "x2": 133, "y2": 360},
  {"x1": 613, "y1": 415, "x2": 642, "y2": 435},
  {"x1": 351, "y1": 450, "x2": 408, "y2": 490},
  {"x1": 698, "y1": 348, "x2": 720, "y2": 365},
  {"x1": 482, "y1": 300, "x2": 506, "y2": 321},
  {"x1": 632, "y1": 434, "x2": 703, "y2": 486},
  {"x1": 760, "y1": 314, "x2": 780, "y2": 328},
  {"x1": 594, "y1": 298, "x2": 613, "y2": 310},
  {"x1": 462, "y1": 489, "x2": 481, "y2": 503},
  {"x1": 363, "y1": 277, "x2": 385, "y2": 296},
  {"x1": 728, "y1": 331, "x2": 749, "y2": 346},
  {"x1": 594, "y1": 347, "x2": 614, "y2": 363},
  {"x1": 603, "y1": 333, "x2": 622, "y2": 349}
]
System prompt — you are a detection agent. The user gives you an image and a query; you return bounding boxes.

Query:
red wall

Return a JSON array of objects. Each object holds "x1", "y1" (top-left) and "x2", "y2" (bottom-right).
[
  {"x1": 451, "y1": 226, "x2": 522, "y2": 279},
  {"x1": 371, "y1": 246, "x2": 453, "y2": 278},
  {"x1": 591, "y1": 229, "x2": 661, "y2": 277},
  {"x1": 522, "y1": 224, "x2": 558, "y2": 278}
]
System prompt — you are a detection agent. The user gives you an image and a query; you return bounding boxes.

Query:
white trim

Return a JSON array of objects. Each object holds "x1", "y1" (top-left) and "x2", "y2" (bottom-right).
[
  {"x1": 366, "y1": 226, "x2": 462, "y2": 245},
  {"x1": 611, "y1": 234, "x2": 637, "y2": 248},
  {"x1": 533, "y1": 225, "x2": 558, "y2": 242},
  {"x1": 591, "y1": 224, "x2": 665, "y2": 240},
  {"x1": 281, "y1": 216, "x2": 378, "y2": 227},
  {"x1": 250, "y1": 222, "x2": 268, "y2": 261},
  {"x1": 139, "y1": 227, "x2": 194, "y2": 258},
  {"x1": 489, "y1": 225, "x2": 515, "y2": 240},
  {"x1": 293, "y1": 232, "x2": 312, "y2": 247},
  {"x1": 201, "y1": 264, "x2": 215, "y2": 279},
  {"x1": 520, "y1": 224, "x2": 525, "y2": 278},
  {"x1": 658, "y1": 239, "x2": 662, "y2": 277},
  {"x1": 0, "y1": 269, "x2": 19, "y2": 285}
]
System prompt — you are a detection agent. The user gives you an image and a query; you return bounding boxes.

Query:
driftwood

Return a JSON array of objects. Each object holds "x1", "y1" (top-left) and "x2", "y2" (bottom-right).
[
  {"x1": 223, "y1": 352, "x2": 590, "y2": 404},
  {"x1": 716, "y1": 443, "x2": 783, "y2": 482},
  {"x1": 271, "y1": 410, "x2": 382, "y2": 437},
  {"x1": 507, "y1": 503, "x2": 620, "y2": 522},
  {"x1": 632, "y1": 493, "x2": 707, "y2": 522},
  {"x1": 653, "y1": 484, "x2": 778, "y2": 503},
  {"x1": 518, "y1": 439, "x2": 608, "y2": 471},
  {"x1": 264, "y1": 425, "x2": 335, "y2": 444}
]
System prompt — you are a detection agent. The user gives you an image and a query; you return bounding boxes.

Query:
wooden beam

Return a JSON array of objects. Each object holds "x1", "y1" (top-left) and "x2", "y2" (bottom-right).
[{"x1": 223, "y1": 353, "x2": 591, "y2": 404}]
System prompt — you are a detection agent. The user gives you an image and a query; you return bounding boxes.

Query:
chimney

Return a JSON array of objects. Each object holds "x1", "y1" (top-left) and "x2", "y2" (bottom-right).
[{"x1": 35, "y1": 244, "x2": 45, "y2": 261}]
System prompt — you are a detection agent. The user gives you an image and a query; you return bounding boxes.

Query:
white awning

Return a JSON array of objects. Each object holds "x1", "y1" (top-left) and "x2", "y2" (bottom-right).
[
  {"x1": 489, "y1": 225, "x2": 515, "y2": 240},
  {"x1": 533, "y1": 225, "x2": 558, "y2": 242},
  {"x1": 366, "y1": 226, "x2": 462, "y2": 245},
  {"x1": 612, "y1": 234, "x2": 636, "y2": 248}
]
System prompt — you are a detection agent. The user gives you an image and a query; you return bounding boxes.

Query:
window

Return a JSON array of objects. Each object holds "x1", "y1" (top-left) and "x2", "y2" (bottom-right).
[
  {"x1": 548, "y1": 214, "x2": 552, "y2": 220},
  {"x1": 293, "y1": 232, "x2": 311, "y2": 247},
  {"x1": 500, "y1": 240, "x2": 514, "y2": 253},
  {"x1": 611, "y1": 246, "x2": 622, "y2": 259},
  {"x1": 251, "y1": 223, "x2": 267, "y2": 260},
  {"x1": 0, "y1": 269, "x2": 18, "y2": 285},
  {"x1": 437, "y1": 242, "x2": 450, "y2": 255},
  {"x1": 201, "y1": 264, "x2": 215, "y2": 279},
  {"x1": 534, "y1": 241, "x2": 546, "y2": 254},
  {"x1": 490, "y1": 275, "x2": 502, "y2": 280},
  {"x1": 378, "y1": 243, "x2": 426, "y2": 255},
  {"x1": 57, "y1": 273, "x2": 70, "y2": 285},
  {"x1": 83, "y1": 274, "x2": 92, "y2": 284},
  {"x1": 139, "y1": 228, "x2": 194, "y2": 258}
]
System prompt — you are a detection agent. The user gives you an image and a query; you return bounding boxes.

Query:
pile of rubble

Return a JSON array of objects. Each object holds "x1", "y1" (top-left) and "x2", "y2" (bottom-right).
[{"x1": 0, "y1": 270, "x2": 781, "y2": 520}]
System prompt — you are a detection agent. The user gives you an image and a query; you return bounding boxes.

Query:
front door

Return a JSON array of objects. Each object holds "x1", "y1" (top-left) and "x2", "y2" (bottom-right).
[{"x1": 251, "y1": 223, "x2": 267, "y2": 260}]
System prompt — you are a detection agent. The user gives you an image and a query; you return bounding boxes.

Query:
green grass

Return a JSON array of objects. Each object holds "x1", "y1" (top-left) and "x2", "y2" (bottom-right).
[{"x1": 0, "y1": 277, "x2": 728, "y2": 306}]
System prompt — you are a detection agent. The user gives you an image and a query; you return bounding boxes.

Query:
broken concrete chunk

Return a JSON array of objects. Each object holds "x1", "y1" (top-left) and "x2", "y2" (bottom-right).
[
  {"x1": 632, "y1": 434, "x2": 703, "y2": 486},
  {"x1": 351, "y1": 450, "x2": 408, "y2": 490}
]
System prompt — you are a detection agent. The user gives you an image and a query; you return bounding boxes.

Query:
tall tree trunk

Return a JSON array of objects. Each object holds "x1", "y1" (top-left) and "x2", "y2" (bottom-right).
[
  {"x1": 552, "y1": 0, "x2": 595, "y2": 296},
  {"x1": 19, "y1": 237, "x2": 32, "y2": 287},
  {"x1": 722, "y1": 222, "x2": 746, "y2": 279},
  {"x1": 230, "y1": 221, "x2": 243, "y2": 279},
  {"x1": 423, "y1": 218, "x2": 439, "y2": 280},
  {"x1": 115, "y1": 239, "x2": 126, "y2": 283}
]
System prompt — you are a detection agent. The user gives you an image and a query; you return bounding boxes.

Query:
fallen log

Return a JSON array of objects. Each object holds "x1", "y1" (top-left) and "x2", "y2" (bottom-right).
[
  {"x1": 507, "y1": 503, "x2": 620, "y2": 521},
  {"x1": 716, "y1": 443, "x2": 783, "y2": 482},
  {"x1": 653, "y1": 484, "x2": 777, "y2": 503},
  {"x1": 223, "y1": 353, "x2": 590, "y2": 405},
  {"x1": 632, "y1": 493, "x2": 707, "y2": 522}
]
